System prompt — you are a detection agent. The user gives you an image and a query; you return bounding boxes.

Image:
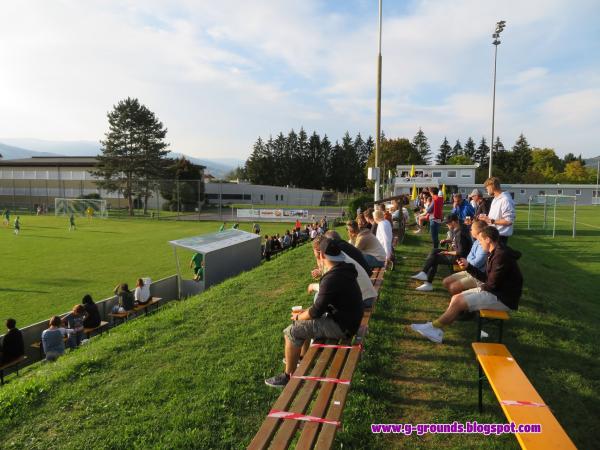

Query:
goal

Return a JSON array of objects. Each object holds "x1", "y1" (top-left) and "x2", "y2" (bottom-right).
[
  {"x1": 54, "y1": 198, "x2": 108, "y2": 218},
  {"x1": 527, "y1": 194, "x2": 577, "y2": 238}
]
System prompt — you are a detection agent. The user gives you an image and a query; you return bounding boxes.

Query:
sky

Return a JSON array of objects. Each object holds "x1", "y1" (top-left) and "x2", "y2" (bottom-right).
[{"x1": 0, "y1": 0, "x2": 599, "y2": 160}]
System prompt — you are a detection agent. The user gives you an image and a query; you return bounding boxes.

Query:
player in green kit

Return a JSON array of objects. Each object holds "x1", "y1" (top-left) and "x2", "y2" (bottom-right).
[
  {"x1": 218, "y1": 222, "x2": 226, "y2": 232},
  {"x1": 69, "y1": 213, "x2": 76, "y2": 231},
  {"x1": 3, "y1": 209, "x2": 10, "y2": 226},
  {"x1": 14, "y1": 216, "x2": 20, "y2": 235},
  {"x1": 190, "y1": 253, "x2": 204, "y2": 282}
]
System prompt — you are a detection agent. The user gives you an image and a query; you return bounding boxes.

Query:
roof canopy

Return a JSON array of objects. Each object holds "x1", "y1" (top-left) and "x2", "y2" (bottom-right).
[{"x1": 169, "y1": 229, "x2": 260, "y2": 254}]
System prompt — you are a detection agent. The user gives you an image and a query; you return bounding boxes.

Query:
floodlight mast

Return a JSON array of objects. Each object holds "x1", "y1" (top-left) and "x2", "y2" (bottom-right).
[
  {"x1": 489, "y1": 20, "x2": 506, "y2": 178},
  {"x1": 374, "y1": 0, "x2": 383, "y2": 202}
]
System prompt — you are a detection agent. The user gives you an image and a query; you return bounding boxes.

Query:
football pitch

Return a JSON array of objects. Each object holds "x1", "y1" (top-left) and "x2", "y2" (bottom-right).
[{"x1": 0, "y1": 216, "x2": 297, "y2": 327}]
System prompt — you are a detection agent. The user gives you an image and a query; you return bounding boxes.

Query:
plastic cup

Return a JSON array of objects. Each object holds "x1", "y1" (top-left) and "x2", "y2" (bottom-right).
[{"x1": 292, "y1": 306, "x2": 303, "y2": 314}]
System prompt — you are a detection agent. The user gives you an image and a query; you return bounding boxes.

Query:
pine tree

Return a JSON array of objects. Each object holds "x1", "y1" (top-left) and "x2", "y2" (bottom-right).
[
  {"x1": 450, "y1": 139, "x2": 463, "y2": 159},
  {"x1": 436, "y1": 137, "x2": 452, "y2": 165},
  {"x1": 412, "y1": 128, "x2": 431, "y2": 164},
  {"x1": 245, "y1": 137, "x2": 274, "y2": 185},
  {"x1": 511, "y1": 133, "x2": 532, "y2": 182},
  {"x1": 463, "y1": 137, "x2": 476, "y2": 160},
  {"x1": 475, "y1": 137, "x2": 490, "y2": 167},
  {"x1": 94, "y1": 97, "x2": 169, "y2": 216}
]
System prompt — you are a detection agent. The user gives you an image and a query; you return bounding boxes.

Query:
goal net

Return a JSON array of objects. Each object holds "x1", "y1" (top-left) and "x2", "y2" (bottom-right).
[
  {"x1": 55, "y1": 198, "x2": 108, "y2": 218},
  {"x1": 527, "y1": 194, "x2": 577, "y2": 238}
]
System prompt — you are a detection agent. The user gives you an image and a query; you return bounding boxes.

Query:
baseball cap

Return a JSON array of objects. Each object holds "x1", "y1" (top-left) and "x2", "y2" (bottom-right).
[
  {"x1": 319, "y1": 238, "x2": 346, "y2": 262},
  {"x1": 469, "y1": 188, "x2": 483, "y2": 197},
  {"x1": 443, "y1": 213, "x2": 460, "y2": 224}
]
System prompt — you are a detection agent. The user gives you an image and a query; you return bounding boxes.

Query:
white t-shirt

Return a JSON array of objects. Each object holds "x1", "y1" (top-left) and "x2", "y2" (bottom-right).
[
  {"x1": 375, "y1": 219, "x2": 393, "y2": 260},
  {"x1": 134, "y1": 285, "x2": 151, "y2": 303},
  {"x1": 313, "y1": 252, "x2": 377, "y2": 301},
  {"x1": 488, "y1": 191, "x2": 516, "y2": 237}
]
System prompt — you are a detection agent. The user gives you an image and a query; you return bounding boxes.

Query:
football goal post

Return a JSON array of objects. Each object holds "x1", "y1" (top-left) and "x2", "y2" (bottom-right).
[
  {"x1": 55, "y1": 198, "x2": 108, "y2": 218},
  {"x1": 527, "y1": 194, "x2": 577, "y2": 238}
]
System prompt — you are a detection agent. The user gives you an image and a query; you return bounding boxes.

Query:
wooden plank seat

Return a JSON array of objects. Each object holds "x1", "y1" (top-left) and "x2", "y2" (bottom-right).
[
  {"x1": 248, "y1": 264, "x2": 386, "y2": 449},
  {"x1": 472, "y1": 343, "x2": 576, "y2": 450},
  {"x1": 477, "y1": 309, "x2": 510, "y2": 343},
  {"x1": 133, "y1": 297, "x2": 162, "y2": 315},
  {"x1": 83, "y1": 320, "x2": 109, "y2": 338},
  {"x1": 0, "y1": 355, "x2": 27, "y2": 385}
]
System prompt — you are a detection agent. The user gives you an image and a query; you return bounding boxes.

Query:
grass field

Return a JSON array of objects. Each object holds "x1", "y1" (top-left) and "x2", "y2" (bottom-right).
[
  {"x1": 0, "y1": 216, "x2": 297, "y2": 327},
  {"x1": 0, "y1": 206, "x2": 598, "y2": 449}
]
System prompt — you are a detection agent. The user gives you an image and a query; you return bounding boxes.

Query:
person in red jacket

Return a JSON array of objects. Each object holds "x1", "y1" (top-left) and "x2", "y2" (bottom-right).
[
  {"x1": 429, "y1": 187, "x2": 444, "y2": 248},
  {"x1": 410, "y1": 226, "x2": 523, "y2": 343}
]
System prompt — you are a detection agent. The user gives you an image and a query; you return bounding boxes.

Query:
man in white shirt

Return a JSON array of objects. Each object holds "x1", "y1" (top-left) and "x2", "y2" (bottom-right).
[
  {"x1": 480, "y1": 177, "x2": 515, "y2": 245},
  {"x1": 373, "y1": 210, "x2": 393, "y2": 268}
]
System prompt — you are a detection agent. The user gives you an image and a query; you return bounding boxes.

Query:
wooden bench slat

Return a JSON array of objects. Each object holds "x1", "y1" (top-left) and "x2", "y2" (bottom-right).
[
  {"x1": 479, "y1": 309, "x2": 510, "y2": 320},
  {"x1": 473, "y1": 343, "x2": 576, "y2": 450}
]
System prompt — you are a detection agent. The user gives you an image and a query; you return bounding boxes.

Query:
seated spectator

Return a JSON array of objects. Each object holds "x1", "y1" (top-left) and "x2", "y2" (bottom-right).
[
  {"x1": 414, "y1": 193, "x2": 431, "y2": 234},
  {"x1": 442, "y1": 220, "x2": 489, "y2": 295},
  {"x1": 410, "y1": 226, "x2": 523, "y2": 343},
  {"x1": 356, "y1": 212, "x2": 369, "y2": 230},
  {"x1": 64, "y1": 304, "x2": 86, "y2": 348},
  {"x1": 272, "y1": 234, "x2": 282, "y2": 251},
  {"x1": 324, "y1": 230, "x2": 372, "y2": 277},
  {"x1": 0, "y1": 318, "x2": 24, "y2": 365},
  {"x1": 113, "y1": 283, "x2": 135, "y2": 311},
  {"x1": 410, "y1": 213, "x2": 472, "y2": 292},
  {"x1": 310, "y1": 226, "x2": 318, "y2": 240},
  {"x1": 81, "y1": 294, "x2": 101, "y2": 329},
  {"x1": 364, "y1": 208, "x2": 377, "y2": 234},
  {"x1": 373, "y1": 210, "x2": 393, "y2": 268},
  {"x1": 450, "y1": 193, "x2": 475, "y2": 223},
  {"x1": 470, "y1": 188, "x2": 491, "y2": 220},
  {"x1": 265, "y1": 238, "x2": 363, "y2": 388},
  {"x1": 310, "y1": 235, "x2": 377, "y2": 308},
  {"x1": 263, "y1": 235, "x2": 272, "y2": 261},
  {"x1": 42, "y1": 316, "x2": 73, "y2": 361},
  {"x1": 134, "y1": 278, "x2": 151, "y2": 305},
  {"x1": 347, "y1": 221, "x2": 386, "y2": 269}
]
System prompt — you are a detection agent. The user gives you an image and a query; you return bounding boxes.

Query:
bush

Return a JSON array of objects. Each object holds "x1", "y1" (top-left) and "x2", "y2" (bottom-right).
[{"x1": 347, "y1": 195, "x2": 373, "y2": 219}]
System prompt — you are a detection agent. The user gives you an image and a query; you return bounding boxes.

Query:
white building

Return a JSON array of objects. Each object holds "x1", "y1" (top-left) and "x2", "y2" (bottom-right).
[{"x1": 204, "y1": 181, "x2": 327, "y2": 206}]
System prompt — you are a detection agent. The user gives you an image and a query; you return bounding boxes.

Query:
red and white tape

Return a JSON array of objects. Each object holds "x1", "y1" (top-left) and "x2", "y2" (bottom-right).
[
  {"x1": 268, "y1": 409, "x2": 340, "y2": 427},
  {"x1": 500, "y1": 400, "x2": 547, "y2": 407},
  {"x1": 292, "y1": 375, "x2": 351, "y2": 385},
  {"x1": 310, "y1": 343, "x2": 362, "y2": 350}
]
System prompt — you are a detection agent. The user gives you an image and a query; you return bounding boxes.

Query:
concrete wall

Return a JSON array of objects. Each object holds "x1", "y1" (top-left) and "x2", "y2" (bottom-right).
[{"x1": 205, "y1": 182, "x2": 325, "y2": 206}]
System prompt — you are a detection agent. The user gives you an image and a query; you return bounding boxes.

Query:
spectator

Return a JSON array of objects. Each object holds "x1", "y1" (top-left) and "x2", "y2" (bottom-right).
[
  {"x1": 356, "y1": 212, "x2": 369, "y2": 230},
  {"x1": 134, "y1": 278, "x2": 151, "y2": 305},
  {"x1": 265, "y1": 238, "x2": 363, "y2": 387},
  {"x1": 365, "y1": 208, "x2": 377, "y2": 235},
  {"x1": 263, "y1": 235, "x2": 272, "y2": 261},
  {"x1": 42, "y1": 316, "x2": 73, "y2": 361},
  {"x1": 346, "y1": 221, "x2": 386, "y2": 269},
  {"x1": 81, "y1": 295, "x2": 101, "y2": 329},
  {"x1": 113, "y1": 283, "x2": 135, "y2": 311},
  {"x1": 470, "y1": 189, "x2": 491, "y2": 219},
  {"x1": 252, "y1": 223, "x2": 261, "y2": 235},
  {"x1": 373, "y1": 210, "x2": 393, "y2": 268},
  {"x1": 450, "y1": 193, "x2": 475, "y2": 223},
  {"x1": 414, "y1": 192, "x2": 431, "y2": 234},
  {"x1": 480, "y1": 177, "x2": 516, "y2": 245},
  {"x1": 0, "y1": 318, "x2": 24, "y2": 364},
  {"x1": 411, "y1": 213, "x2": 472, "y2": 292},
  {"x1": 442, "y1": 220, "x2": 489, "y2": 295},
  {"x1": 429, "y1": 187, "x2": 444, "y2": 248},
  {"x1": 324, "y1": 230, "x2": 373, "y2": 276},
  {"x1": 64, "y1": 304, "x2": 86, "y2": 348},
  {"x1": 410, "y1": 226, "x2": 523, "y2": 343}
]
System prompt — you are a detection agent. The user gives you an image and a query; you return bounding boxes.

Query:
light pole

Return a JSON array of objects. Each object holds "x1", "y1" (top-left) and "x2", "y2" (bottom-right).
[
  {"x1": 489, "y1": 20, "x2": 506, "y2": 178},
  {"x1": 374, "y1": 0, "x2": 383, "y2": 201}
]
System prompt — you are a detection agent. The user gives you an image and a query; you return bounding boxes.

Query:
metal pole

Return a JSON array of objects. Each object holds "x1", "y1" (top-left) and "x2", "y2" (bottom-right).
[
  {"x1": 543, "y1": 195, "x2": 548, "y2": 230},
  {"x1": 573, "y1": 196, "x2": 577, "y2": 238},
  {"x1": 489, "y1": 43, "x2": 498, "y2": 178},
  {"x1": 596, "y1": 160, "x2": 599, "y2": 206},
  {"x1": 374, "y1": 0, "x2": 383, "y2": 202},
  {"x1": 552, "y1": 196, "x2": 557, "y2": 238},
  {"x1": 527, "y1": 196, "x2": 531, "y2": 230},
  {"x1": 173, "y1": 246, "x2": 181, "y2": 300}
]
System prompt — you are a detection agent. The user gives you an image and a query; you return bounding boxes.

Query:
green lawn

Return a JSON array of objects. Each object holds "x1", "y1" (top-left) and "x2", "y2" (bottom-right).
[
  {"x1": 0, "y1": 207, "x2": 598, "y2": 449},
  {"x1": 0, "y1": 216, "x2": 295, "y2": 327}
]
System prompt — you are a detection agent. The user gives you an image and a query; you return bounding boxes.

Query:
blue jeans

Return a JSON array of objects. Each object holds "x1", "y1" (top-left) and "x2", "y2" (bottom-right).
[
  {"x1": 363, "y1": 253, "x2": 385, "y2": 268},
  {"x1": 430, "y1": 221, "x2": 440, "y2": 248}
]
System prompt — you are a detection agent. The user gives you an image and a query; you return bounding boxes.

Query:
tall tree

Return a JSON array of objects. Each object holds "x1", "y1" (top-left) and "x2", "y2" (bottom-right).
[
  {"x1": 511, "y1": 133, "x2": 532, "y2": 182},
  {"x1": 159, "y1": 157, "x2": 204, "y2": 212},
  {"x1": 450, "y1": 139, "x2": 463, "y2": 159},
  {"x1": 412, "y1": 128, "x2": 432, "y2": 164},
  {"x1": 463, "y1": 137, "x2": 476, "y2": 160},
  {"x1": 94, "y1": 97, "x2": 169, "y2": 215},
  {"x1": 475, "y1": 137, "x2": 490, "y2": 167},
  {"x1": 493, "y1": 136, "x2": 512, "y2": 180},
  {"x1": 245, "y1": 137, "x2": 273, "y2": 185},
  {"x1": 436, "y1": 137, "x2": 452, "y2": 165}
]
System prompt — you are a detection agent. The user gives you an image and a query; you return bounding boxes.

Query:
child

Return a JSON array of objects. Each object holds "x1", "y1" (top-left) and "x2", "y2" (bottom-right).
[{"x1": 14, "y1": 216, "x2": 20, "y2": 235}]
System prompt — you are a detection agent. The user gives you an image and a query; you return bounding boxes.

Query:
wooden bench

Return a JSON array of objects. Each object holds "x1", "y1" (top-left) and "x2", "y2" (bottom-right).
[
  {"x1": 477, "y1": 309, "x2": 510, "y2": 342},
  {"x1": 133, "y1": 297, "x2": 162, "y2": 315},
  {"x1": 472, "y1": 343, "x2": 576, "y2": 449},
  {"x1": 83, "y1": 320, "x2": 109, "y2": 338},
  {"x1": 248, "y1": 267, "x2": 386, "y2": 449},
  {"x1": 0, "y1": 355, "x2": 27, "y2": 385}
]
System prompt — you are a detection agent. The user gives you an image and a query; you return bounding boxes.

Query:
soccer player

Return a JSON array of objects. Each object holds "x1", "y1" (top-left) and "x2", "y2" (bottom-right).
[
  {"x1": 69, "y1": 213, "x2": 76, "y2": 231},
  {"x1": 218, "y1": 222, "x2": 226, "y2": 232},
  {"x1": 86, "y1": 207, "x2": 94, "y2": 220},
  {"x1": 190, "y1": 253, "x2": 204, "y2": 282},
  {"x1": 3, "y1": 209, "x2": 10, "y2": 226},
  {"x1": 14, "y1": 216, "x2": 20, "y2": 235}
]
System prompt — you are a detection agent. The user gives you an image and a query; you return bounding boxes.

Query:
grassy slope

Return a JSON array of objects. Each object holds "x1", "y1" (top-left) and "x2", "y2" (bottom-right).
[
  {"x1": 0, "y1": 217, "x2": 295, "y2": 327},
  {"x1": 1, "y1": 207, "x2": 598, "y2": 449}
]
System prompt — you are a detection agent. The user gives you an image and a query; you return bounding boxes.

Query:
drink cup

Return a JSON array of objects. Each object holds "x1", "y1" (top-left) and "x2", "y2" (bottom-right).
[{"x1": 292, "y1": 306, "x2": 303, "y2": 314}]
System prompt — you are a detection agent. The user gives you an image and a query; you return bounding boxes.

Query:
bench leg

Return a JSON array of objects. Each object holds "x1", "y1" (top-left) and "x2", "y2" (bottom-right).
[
  {"x1": 498, "y1": 321, "x2": 504, "y2": 343},
  {"x1": 477, "y1": 315, "x2": 483, "y2": 342},
  {"x1": 1, "y1": 369, "x2": 4, "y2": 385},
  {"x1": 478, "y1": 363, "x2": 484, "y2": 413}
]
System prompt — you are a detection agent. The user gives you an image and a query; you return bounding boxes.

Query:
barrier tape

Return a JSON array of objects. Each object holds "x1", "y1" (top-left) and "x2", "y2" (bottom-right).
[
  {"x1": 310, "y1": 343, "x2": 362, "y2": 350},
  {"x1": 292, "y1": 375, "x2": 351, "y2": 385},
  {"x1": 268, "y1": 409, "x2": 340, "y2": 427},
  {"x1": 500, "y1": 400, "x2": 547, "y2": 407}
]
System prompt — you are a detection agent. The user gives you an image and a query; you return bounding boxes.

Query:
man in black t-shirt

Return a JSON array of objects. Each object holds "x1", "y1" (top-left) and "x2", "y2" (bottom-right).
[
  {"x1": 265, "y1": 238, "x2": 363, "y2": 388},
  {"x1": 0, "y1": 318, "x2": 24, "y2": 364}
]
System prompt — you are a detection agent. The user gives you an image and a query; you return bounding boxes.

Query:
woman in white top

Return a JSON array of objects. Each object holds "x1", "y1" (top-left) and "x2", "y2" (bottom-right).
[
  {"x1": 134, "y1": 278, "x2": 151, "y2": 305},
  {"x1": 374, "y1": 210, "x2": 393, "y2": 267}
]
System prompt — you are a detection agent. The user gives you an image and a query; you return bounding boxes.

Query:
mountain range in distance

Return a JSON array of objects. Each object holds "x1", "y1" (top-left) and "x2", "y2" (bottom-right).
[{"x1": 0, "y1": 138, "x2": 245, "y2": 178}]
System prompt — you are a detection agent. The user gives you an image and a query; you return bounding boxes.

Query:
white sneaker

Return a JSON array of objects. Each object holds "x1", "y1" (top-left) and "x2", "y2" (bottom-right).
[
  {"x1": 413, "y1": 229, "x2": 422, "y2": 234},
  {"x1": 410, "y1": 322, "x2": 443, "y2": 343},
  {"x1": 480, "y1": 330, "x2": 489, "y2": 339},
  {"x1": 410, "y1": 271, "x2": 428, "y2": 281},
  {"x1": 416, "y1": 282, "x2": 433, "y2": 292}
]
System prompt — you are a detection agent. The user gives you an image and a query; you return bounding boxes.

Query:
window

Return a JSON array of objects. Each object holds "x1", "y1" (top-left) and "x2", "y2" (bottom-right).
[
  {"x1": 432, "y1": 171, "x2": 442, "y2": 177},
  {"x1": 575, "y1": 189, "x2": 581, "y2": 195},
  {"x1": 593, "y1": 190, "x2": 599, "y2": 198},
  {"x1": 461, "y1": 171, "x2": 471, "y2": 177},
  {"x1": 447, "y1": 170, "x2": 457, "y2": 178},
  {"x1": 539, "y1": 190, "x2": 545, "y2": 195},
  {"x1": 557, "y1": 189, "x2": 563, "y2": 195},
  {"x1": 520, "y1": 189, "x2": 526, "y2": 194},
  {"x1": 260, "y1": 194, "x2": 264, "y2": 201}
]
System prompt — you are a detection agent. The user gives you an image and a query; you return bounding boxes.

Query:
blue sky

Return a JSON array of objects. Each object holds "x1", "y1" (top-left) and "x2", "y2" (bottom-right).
[{"x1": 0, "y1": 0, "x2": 599, "y2": 160}]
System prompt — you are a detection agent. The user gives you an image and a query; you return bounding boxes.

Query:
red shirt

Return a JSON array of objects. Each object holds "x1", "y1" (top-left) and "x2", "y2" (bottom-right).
[{"x1": 432, "y1": 195, "x2": 444, "y2": 221}]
